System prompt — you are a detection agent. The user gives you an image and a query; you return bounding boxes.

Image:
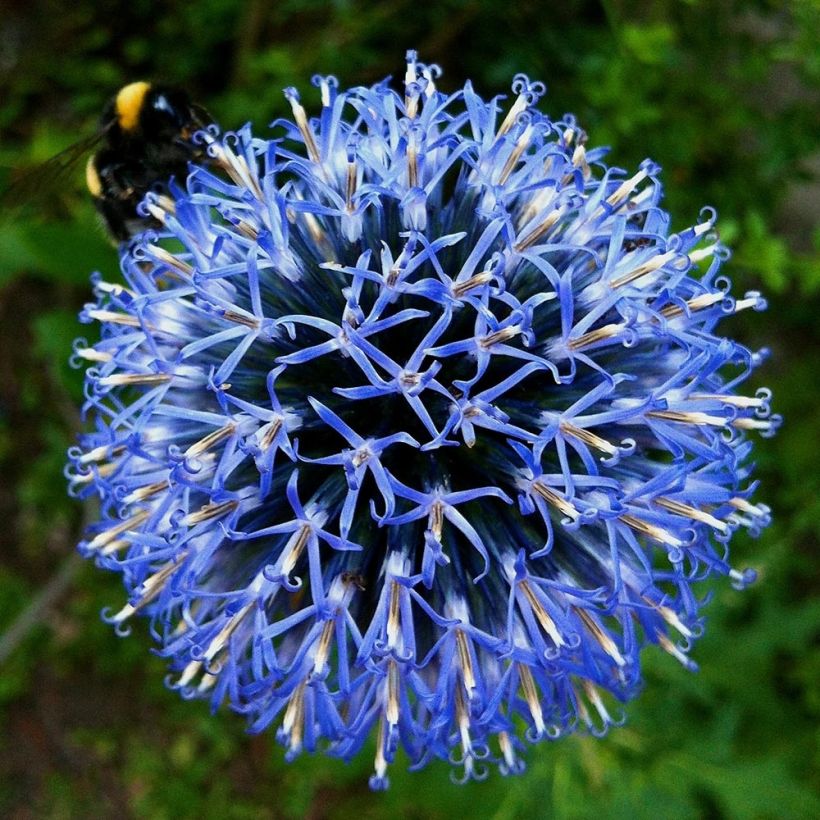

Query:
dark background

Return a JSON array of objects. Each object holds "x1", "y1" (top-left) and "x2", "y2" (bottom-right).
[{"x1": 0, "y1": 1, "x2": 818, "y2": 817}]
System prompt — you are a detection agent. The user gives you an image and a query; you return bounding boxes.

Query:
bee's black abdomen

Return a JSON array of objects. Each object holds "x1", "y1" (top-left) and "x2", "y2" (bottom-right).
[{"x1": 93, "y1": 192, "x2": 139, "y2": 242}]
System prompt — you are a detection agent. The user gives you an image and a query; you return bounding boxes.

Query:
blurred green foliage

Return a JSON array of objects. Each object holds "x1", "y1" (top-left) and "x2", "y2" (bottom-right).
[{"x1": 0, "y1": 1, "x2": 818, "y2": 817}]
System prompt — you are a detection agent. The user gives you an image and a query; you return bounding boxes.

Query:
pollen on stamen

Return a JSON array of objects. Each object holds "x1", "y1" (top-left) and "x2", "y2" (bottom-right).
[
  {"x1": 576, "y1": 608, "x2": 626, "y2": 667},
  {"x1": 513, "y1": 204, "x2": 566, "y2": 252},
  {"x1": 655, "y1": 497, "x2": 728, "y2": 533},
  {"x1": 660, "y1": 292, "x2": 725, "y2": 318},
  {"x1": 284, "y1": 88, "x2": 321, "y2": 164},
  {"x1": 184, "y1": 423, "x2": 236, "y2": 458},
  {"x1": 609, "y1": 249, "x2": 678, "y2": 289},
  {"x1": 533, "y1": 482, "x2": 580, "y2": 521},
  {"x1": 78, "y1": 443, "x2": 125, "y2": 465},
  {"x1": 567, "y1": 322, "x2": 627, "y2": 350},
  {"x1": 452, "y1": 271, "x2": 493, "y2": 298},
  {"x1": 656, "y1": 632, "x2": 699, "y2": 671},
  {"x1": 455, "y1": 629, "x2": 477, "y2": 697},
  {"x1": 203, "y1": 600, "x2": 255, "y2": 664},
  {"x1": 620, "y1": 514, "x2": 685, "y2": 549},
  {"x1": 518, "y1": 664, "x2": 547, "y2": 737},
  {"x1": 122, "y1": 479, "x2": 170, "y2": 504},
  {"x1": 520, "y1": 581, "x2": 565, "y2": 648},
  {"x1": 143, "y1": 244, "x2": 194, "y2": 277},
  {"x1": 85, "y1": 510, "x2": 150, "y2": 552},
  {"x1": 98, "y1": 373, "x2": 172, "y2": 388},
  {"x1": 182, "y1": 499, "x2": 239, "y2": 526},
  {"x1": 109, "y1": 558, "x2": 184, "y2": 625},
  {"x1": 86, "y1": 309, "x2": 142, "y2": 328},
  {"x1": 560, "y1": 422, "x2": 618, "y2": 456},
  {"x1": 646, "y1": 409, "x2": 728, "y2": 427}
]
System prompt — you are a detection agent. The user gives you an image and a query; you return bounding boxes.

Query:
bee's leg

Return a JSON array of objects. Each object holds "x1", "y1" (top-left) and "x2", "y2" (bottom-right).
[{"x1": 92, "y1": 155, "x2": 149, "y2": 241}]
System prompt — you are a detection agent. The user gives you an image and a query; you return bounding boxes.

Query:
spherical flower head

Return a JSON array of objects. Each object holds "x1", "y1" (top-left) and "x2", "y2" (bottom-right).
[{"x1": 68, "y1": 52, "x2": 779, "y2": 787}]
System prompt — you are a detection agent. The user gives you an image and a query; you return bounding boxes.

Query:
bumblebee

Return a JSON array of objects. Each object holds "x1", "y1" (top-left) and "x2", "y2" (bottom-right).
[
  {"x1": 86, "y1": 82, "x2": 212, "y2": 240},
  {"x1": 2, "y1": 81, "x2": 211, "y2": 241}
]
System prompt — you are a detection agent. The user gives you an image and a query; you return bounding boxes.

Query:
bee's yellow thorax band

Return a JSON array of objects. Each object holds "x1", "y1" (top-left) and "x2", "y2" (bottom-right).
[
  {"x1": 85, "y1": 156, "x2": 102, "y2": 197},
  {"x1": 116, "y1": 81, "x2": 151, "y2": 132}
]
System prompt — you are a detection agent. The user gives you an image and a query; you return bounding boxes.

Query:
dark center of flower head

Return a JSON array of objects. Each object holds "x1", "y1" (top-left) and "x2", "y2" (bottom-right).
[{"x1": 69, "y1": 51, "x2": 778, "y2": 788}]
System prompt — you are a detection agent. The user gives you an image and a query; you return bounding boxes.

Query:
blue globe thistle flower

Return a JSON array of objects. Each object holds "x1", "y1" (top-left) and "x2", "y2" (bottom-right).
[{"x1": 68, "y1": 52, "x2": 779, "y2": 787}]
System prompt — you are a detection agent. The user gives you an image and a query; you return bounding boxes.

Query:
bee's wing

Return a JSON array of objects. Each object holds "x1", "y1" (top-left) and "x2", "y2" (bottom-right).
[{"x1": 0, "y1": 128, "x2": 109, "y2": 220}]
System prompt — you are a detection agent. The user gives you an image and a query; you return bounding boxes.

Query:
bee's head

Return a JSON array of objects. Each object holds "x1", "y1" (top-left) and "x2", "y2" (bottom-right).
[{"x1": 115, "y1": 82, "x2": 204, "y2": 140}]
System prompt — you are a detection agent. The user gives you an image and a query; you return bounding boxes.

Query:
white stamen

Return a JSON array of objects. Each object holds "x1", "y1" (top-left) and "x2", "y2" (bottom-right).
[
  {"x1": 456, "y1": 630, "x2": 476, "y2": 696},
  {"x1": 660, "y1": 292, "x2": 724, "y2": 319},
  {"x1": 386, "y1": 581, "x2": 402, "y2": 650},
  {"x1": 86, "y1": 510, "x2": 150, "y2": 551},
  {"x1": 312, "y1": 621, "x2": 335, "y2": 677},
  {"x1": 605, "y1": 167, "x2": 650, "y2": 207},
  {"x1": 581, "y1": 679, "x2": 613, "y2": 725},
  {"x1": 518, "y1": 664, "x2": 546, "y2": 736},
  {"x1": 87, "y1": 309, "x2": 142, "y2": 328},
  {"x1": 514, "y1": 204, "x2": 567, "y2": 251},
  {"x1": 576, "y1": 608, "x2": 626, "y2": 667},
  {"x1": 655, "y1": 497, "x2": 727, "y2": 532},
  {"x1": 647, "y1": 599, "x2": 693, "y2": 639},
  {"x1": 647, "y1": 409, "x2": 727, "y2": 427},
  {"x1": 729, "y1": 497, "x2": 768, "y2": 518},
  {"x1": 657, "y1": 632, "x2": 696, "y2": 669},
  {"x1": 110, "y1": 556, "x2": 183, "y2": 623},
  {"x1": 610, "y1": 250, "x2": 677, "y2": 289},
  {"x1": 98, "y1": 373, "x2": 172, "y2": 388},
  {"x1": 203, "y1": 600, "x2": 254, "y2": 663},
  {"x1": 452, "y1": 271, "x2": 492, "y2": 298},
  {"x1": 122, "y1": 479, "x2": 170, "y2": 504},
  {"x1": 498, "y1": 123, "x2": 534, "y2": 185},
  {"x1": 182, "y1": 499, "x2": 239, "y2": 526},
  {"x1": 74, "y1": 347, "x2": 112, "y2": 363},
  {"x1": 184, "y1": 423, "x2": 236, "y2": 458},
  {"x1": 533, "y1": 481, "x2": 580, "y2": 520},
  {"x1": 386, "y1": 659, "x2": 400, "y2": 726},
  {"x1": 480, "y1": 325, "x2": 521, "y2": 348},
  {"x1": 497, "y1": 92, "x2": 529, "y2": 140},
  {"x1": 287, "y1": 95, "x2": 320, "y2": 163},
  {"x1": 620, "y1": 513, "x2": 684, "y2": 548},
  {"x1": 282, "y1": 681, "x2": 306, "y2": 754},
  {"x1": 688, "y1": 243, "x2": 717, "y2": 264},
  {"x1": 79, "y1": 443, "x2": 125, "y2": 465},
  {"x1": 520, "y1": 581, "x2": 565, "y2": 647},
  {"x1": 560, "y1": 422, "x2": 618, "y2": 455},
  {"x1": 568, "y1": 322, "x2": 627, "y2": 351},
  {"x1": 691, "y1": 393, "x2": 766, "y2": 409}
]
